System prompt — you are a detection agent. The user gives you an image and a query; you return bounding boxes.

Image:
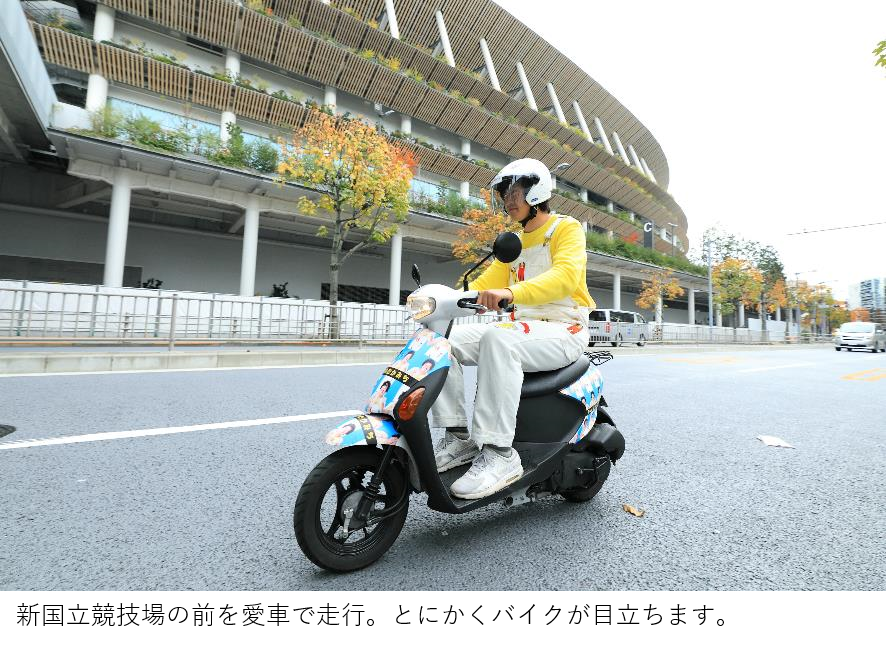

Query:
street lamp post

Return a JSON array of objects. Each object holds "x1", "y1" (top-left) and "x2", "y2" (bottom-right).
[
  {"x1": 792, "y1": 270, "x2": 817, "y2": 342},
  {"x1": 705, "y1": 236, "x2": 715, "y2": 329}
]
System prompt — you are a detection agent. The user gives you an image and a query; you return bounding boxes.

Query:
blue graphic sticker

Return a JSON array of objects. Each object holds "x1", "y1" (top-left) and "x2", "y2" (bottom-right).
[
  {"x1": 559, "y1": 365, "x2": 604, "y2": 443},
  {"x1": 365, "y1": 328, "x2": 452, "y2": 416},
  {"x1": 325, "y1": 414, "x2": 400, "y2": 447}
]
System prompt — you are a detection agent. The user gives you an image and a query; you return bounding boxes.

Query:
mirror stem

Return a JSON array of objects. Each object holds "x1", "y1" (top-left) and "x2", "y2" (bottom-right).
[{"x1": 462, "y1": 250, "x2": 495, "y2": 291}]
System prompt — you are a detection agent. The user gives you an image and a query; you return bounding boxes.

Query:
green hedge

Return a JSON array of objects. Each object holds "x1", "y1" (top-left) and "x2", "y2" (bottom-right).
[{"x1": 586, "y1": 232, "x2": 706, "y2": 276}]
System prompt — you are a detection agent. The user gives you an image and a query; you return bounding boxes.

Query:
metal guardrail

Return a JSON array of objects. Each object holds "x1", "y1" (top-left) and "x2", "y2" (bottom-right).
[
  {"x1": 0, "y1": 284, "x2": 497, "y2": 349},
  {"x1": 1, "y1": 284, "x2": 828, "y2": 348}
]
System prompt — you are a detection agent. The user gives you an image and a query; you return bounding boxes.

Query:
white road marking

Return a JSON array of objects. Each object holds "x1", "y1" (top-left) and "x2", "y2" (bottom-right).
[
  {"x1": 0, "y1": 409, "x2": 363, "y2": 451},
  {"x1": 0, "y1": 361, "x2": 388, "y2": 379},
  {"x1": 737, "y1": 362, "x2": 815, "y2": 374}
]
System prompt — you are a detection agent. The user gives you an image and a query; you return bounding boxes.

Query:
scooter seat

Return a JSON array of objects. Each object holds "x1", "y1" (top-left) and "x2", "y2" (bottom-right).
[{"x1": 521, "y1": 355, "x2": 590, "y2": 398}]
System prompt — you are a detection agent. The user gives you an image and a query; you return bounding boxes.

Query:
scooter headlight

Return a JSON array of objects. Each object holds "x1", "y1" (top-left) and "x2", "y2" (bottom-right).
[{"x1": 406, "y1": 295, "x2": 436, "y2": 320}]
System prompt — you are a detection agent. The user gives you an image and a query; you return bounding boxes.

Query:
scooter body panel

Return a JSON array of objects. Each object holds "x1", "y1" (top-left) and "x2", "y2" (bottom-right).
[{"x1": 365, "y1": 328, "x2": 452, "y2": 416}]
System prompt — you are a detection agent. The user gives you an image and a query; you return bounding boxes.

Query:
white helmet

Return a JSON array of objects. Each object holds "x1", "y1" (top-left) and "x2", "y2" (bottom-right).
[{"x1": 490, "y1": 158, "x2": 552, "y2": 206}]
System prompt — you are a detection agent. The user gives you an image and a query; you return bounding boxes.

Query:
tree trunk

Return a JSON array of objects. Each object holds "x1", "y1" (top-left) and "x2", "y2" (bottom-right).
[
  {"x1": 328, "y1": 223, "x2": 344, "y2": 339},
  {"x1": 760, "y1": 295, "x2": 767, "y2": 332}
]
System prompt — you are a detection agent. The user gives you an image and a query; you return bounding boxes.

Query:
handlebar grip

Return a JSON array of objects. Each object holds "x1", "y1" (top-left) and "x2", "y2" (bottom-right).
[{"x1": 498, "y1": 298, "x2": 511, "y2": 309}]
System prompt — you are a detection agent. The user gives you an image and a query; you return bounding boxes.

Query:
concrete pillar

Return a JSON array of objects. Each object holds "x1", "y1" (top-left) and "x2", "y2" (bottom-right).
[
  {"x1": 582, "y1": 189, "x2": 590, "y2": 203},
  {"x1": 85, "y1": 4, "x2": 116, "y2": 112},
  {"x1": 400, "y1": 114, "x2": 412, "y2": 134},
  {"x1": 516, "y1": 62, "x2": 537, "y2": 110},
  {"x1": 627, "y1": 144, "x2": 645, "y2": 174},
  {"x1": 716, "y1": 305, "x2": 723, "y2": 327},
  {"x1": 581, "y1": 221, "x2": 589, "y2": 232},
  {"x1": 546, "y1": 83, "x2": 566, "y2": 124},
  {"x1": 460, "y1": 139, "x2": 471, "y2": 158},
  {"x1": 572, "y1": 101, "x2": 592, "y2": 141},
  {"x1": 324, "y1": 85, "x2": 337, "y2": 111},
  {"x1": 640, "y1": 158, "x2": 657, "y2": 184},
  {"x1": 220, "y1": 111, "x2": 236, "y2": 143},
  {"x1": 434, "y1": 11, "x2": 455, "y2": 67},
  {"x1": 688, "y1": 289, "x2": 695, "y2": 324},
  {"x1": 460, "y1": 181, "x2": 470, "y2": 198},
  {"x1": 225, "y1": 50, "x2": 240, "y2": 79},
  {"x1": 612, "y1": 271, "x2": 622, "y2": 310},
  {"x1": 388, "y1": 233, "x2": 403, "y2": 305},
  {"x1": 655, "y1": 295, "x2": 663, "y2": 323},
  {"x1": 776, "y1": 306, "x2": 782, "y2": 322},
  {"x1": 550, "y1": 175, "x2": 557, "y2": 190},
  {"x1": 593, "y1": 117, "x2": 615, "y2": 155},
  {"x1": 85, "y1": 74, "x2": 110, "y2": 113},
  {"x1": 384, "y1": 0, "x2": 400, "y2": 39},
  {"x1": 239, "y1": 197, "x2": 260, "y2": 297},
  {"x1": 102, "y1": 168, "x2": 132, "y2": 287},
  {"x1": 611, "y1": 132, "x2": 630, "y2": 165},
  {"x1": 479, "y1": 38, "x2": 501, "y2": 91},
  {"x1": 739, "y1": 302, "x2": 746, "y2": 327},
  {"x1": 607, "y1": 202, "x2": 614, "y2": 213}
]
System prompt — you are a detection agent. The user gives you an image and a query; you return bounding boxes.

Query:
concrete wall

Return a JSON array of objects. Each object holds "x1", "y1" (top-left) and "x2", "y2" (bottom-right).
[{"x1": 0, "y1": 206, "x2": 465, "y2": 298}]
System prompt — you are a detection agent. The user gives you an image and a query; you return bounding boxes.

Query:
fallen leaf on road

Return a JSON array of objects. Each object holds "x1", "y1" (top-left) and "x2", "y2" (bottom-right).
[
  {"x1": 622, "y1": 504, "x2": 645, "y2": 517},
  {"x1": 756, "y1": 435, "x2": 795, "y2": 448}
]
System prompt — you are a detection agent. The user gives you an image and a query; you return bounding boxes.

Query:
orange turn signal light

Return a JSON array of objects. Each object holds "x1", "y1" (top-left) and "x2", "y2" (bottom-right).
[{"x1": 397, "y1": 387, "x2": 426, "y2": 421}]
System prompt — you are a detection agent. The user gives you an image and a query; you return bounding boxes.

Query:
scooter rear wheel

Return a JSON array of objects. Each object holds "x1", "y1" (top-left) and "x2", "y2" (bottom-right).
[{"x1": 294, "y1": 446, "x2": 409, "y2": 572}]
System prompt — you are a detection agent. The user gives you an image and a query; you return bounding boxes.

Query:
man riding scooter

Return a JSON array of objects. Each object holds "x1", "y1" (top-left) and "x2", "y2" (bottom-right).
[{"x1": 433, "y1": 158, "x2": 596, "y2": 499}]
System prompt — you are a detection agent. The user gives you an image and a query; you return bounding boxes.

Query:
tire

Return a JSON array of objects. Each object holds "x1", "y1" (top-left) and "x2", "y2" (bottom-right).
[
  {"x1": 293, "y1": 446, "x2": 409, "y2": 573},
  {"x1": 637, "y1": 334, "x2": 646, "y2": 347},
  {"x1": 835, "y1": 347, "x2": 841, "y2": 352},
  {"x1": 588, "y1": 341, "x2": 596, "y2": 347},
  {"x1": 611, "y1": 334, "x2": 622, "y2": 348},
  {"x1": 871, "y1": 345, "x2": 878, "y2": 354},
  {"x1": 561, "y1": 477, "x2": 607, "y2": 503}
]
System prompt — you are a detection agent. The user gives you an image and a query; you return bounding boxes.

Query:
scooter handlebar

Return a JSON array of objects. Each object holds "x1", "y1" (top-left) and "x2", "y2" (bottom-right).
[{"x1": 456, "y1": 294, "x2": 514, "y2": 313}]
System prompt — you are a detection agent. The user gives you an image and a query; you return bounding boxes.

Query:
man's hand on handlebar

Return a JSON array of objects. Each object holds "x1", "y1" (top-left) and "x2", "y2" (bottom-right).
[{"x1": 476, "y1": 288, "x2": 513, "y2": 312}]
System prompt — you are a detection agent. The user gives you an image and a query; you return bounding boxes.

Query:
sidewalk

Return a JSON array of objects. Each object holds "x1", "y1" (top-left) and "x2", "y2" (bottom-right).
[{"x1": 0, "y1": 342, "x2": 816, "y2": 375}]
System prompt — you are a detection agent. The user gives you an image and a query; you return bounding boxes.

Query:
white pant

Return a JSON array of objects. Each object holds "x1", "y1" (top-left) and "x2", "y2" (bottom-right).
[{"x1": 431, "y1": 320, "x2": 590, "y2": 447}]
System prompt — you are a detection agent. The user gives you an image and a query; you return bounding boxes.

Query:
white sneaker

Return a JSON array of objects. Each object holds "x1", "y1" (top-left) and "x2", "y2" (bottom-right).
[
  {"x1": 434, "y1": 432, "x2": 480, "y2": 473},
  {"x1": 450, "y1": 447, "x2": 523, "y2": 500}
]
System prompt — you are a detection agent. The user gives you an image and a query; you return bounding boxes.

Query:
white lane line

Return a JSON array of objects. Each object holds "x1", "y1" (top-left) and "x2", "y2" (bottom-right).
[
  {"x1": 0, "y1": 409, "x2": 363, "y2": 451},
  {"x1": 0, "y1": 361, "x2": 388, "y2": 379},
  {"x1": 736, "y1": 362, "x2": 815, "y2": 374}
]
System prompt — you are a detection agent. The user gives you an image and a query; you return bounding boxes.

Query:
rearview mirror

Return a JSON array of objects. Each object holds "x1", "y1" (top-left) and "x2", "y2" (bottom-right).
[{"x1": 492, "y1": 232, "x2": 522, "y2": 264}]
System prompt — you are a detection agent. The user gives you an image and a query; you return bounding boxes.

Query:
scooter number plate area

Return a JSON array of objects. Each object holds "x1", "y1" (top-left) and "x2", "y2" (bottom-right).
[
  {"x1": 365, "y1": 328, "x2": 452, "y2": 416},
  {"x1": 560, "y1": 365, "x2": 604, "y2": 443}
]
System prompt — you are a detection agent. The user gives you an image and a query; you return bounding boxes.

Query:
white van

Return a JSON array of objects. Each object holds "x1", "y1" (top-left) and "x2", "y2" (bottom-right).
[{"x1": 588, "y1": 309, "x2": 650, "y2": 347}]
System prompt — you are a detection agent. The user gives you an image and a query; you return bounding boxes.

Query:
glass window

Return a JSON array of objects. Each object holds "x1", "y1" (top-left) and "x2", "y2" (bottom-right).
[
  {"x1": 589, "y1": 310, "x2": 607, "y2": 321},
  {"x1": 841, "y1": 322, "x2": 875, "y2": 333}
]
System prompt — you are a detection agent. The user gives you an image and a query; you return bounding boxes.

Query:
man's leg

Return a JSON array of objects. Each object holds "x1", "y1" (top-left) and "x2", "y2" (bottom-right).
[
  {"x1": 430, "y1": 323, "x2": 487, "y2": 472},
  {"x1": 450, "y1": 321, "x2": 588, "y2": 499}
]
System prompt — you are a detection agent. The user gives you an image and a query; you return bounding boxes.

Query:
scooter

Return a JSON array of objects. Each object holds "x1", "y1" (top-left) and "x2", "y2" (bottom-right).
[{"x1": 293, "y1": 232, "x2": 626, "y2": 572}]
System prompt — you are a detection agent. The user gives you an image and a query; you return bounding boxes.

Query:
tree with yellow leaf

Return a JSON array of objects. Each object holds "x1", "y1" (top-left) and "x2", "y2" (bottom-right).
[
  {"x1": 712, "y1": 258, "x2": 763, "y2": 328},
  {"x1": 452, "y1": 189, "x2": 520, "y2": 266},
  {"x1": 635, "y1": 269, "x2": 685, "y2": 323},
  {"x1": 850, "y1": 307, "x2": 871, "y2": 322},
  {"x1": 278, "y1": 110, "x2": 416, "y2": 336}
]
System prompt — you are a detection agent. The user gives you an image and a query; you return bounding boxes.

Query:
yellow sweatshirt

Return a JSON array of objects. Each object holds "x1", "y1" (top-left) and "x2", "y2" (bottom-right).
[{"x1": 468, "y1": 216, "x2": 595, "y2": 308}]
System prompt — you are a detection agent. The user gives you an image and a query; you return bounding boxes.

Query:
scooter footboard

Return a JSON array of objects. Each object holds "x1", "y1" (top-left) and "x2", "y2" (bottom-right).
[{"x1": 324, "y1": 414, "x2": 400, "y2": 447}]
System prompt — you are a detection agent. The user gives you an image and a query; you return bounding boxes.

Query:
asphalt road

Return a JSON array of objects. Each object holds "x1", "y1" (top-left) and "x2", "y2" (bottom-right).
[{"x1": 1, "y1": 346, "x2": 884, "y2": 591}]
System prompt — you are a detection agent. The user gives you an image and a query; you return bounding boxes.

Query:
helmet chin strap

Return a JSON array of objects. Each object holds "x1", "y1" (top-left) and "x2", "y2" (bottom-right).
[{"x1": 519, "y1": 205, "x2": 538, "y2": 229}]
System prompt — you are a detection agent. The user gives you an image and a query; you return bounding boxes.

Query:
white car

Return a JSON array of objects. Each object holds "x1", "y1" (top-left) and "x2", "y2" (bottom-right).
[
  {"x1": 588, "y1": 309, "x2": 650, "y2": 347},
  {"x1": 834, "y1": 322, "x2": 886, "y2": 352}
]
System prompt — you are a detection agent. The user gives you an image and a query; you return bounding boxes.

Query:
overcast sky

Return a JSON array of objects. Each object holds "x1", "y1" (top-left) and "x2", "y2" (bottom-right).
[{"x1": 497, "y1": 0, "x2": 886, "y2": 299}]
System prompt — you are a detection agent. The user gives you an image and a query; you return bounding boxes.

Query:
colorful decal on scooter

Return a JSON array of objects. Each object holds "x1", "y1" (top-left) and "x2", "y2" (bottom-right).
[
  {"x1": 559, "y1": 365, "x2": 604, "y2": 443},
  {"x1": 325, "y1": 414, "x2": 400, "y2": 447},
  {"x1": 365, "y1": 327, "x2": 452, "y2": 416}
]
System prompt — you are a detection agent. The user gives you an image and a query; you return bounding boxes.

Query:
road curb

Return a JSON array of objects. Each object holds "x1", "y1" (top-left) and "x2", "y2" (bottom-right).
[{"x1": 0, "y1": 343, "x2": 827, "y2": 376}]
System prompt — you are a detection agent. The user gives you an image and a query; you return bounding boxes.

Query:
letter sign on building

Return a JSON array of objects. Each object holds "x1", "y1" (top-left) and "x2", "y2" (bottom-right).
[{"x1": 643, "y1": 221, "x2": 654, "y2": 249}]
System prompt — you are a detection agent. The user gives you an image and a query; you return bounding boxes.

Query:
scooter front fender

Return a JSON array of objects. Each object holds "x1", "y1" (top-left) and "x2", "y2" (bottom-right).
[{"x1": 324, "y1": 414, "x2": 400, "y2": 448}]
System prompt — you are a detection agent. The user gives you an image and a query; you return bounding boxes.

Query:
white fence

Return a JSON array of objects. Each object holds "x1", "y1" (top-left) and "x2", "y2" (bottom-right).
[
  {"x1": 0, "y1": 280, "x2": 499, "y2": 347},
  {"x1": 1, "y1": 280, "x2": 819, "y2": 347}
]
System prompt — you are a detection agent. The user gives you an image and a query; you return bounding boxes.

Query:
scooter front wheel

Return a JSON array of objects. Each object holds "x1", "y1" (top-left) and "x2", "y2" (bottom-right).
[{"x1": 293, "y1": 446, "x2": 409, "y2": 572}]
